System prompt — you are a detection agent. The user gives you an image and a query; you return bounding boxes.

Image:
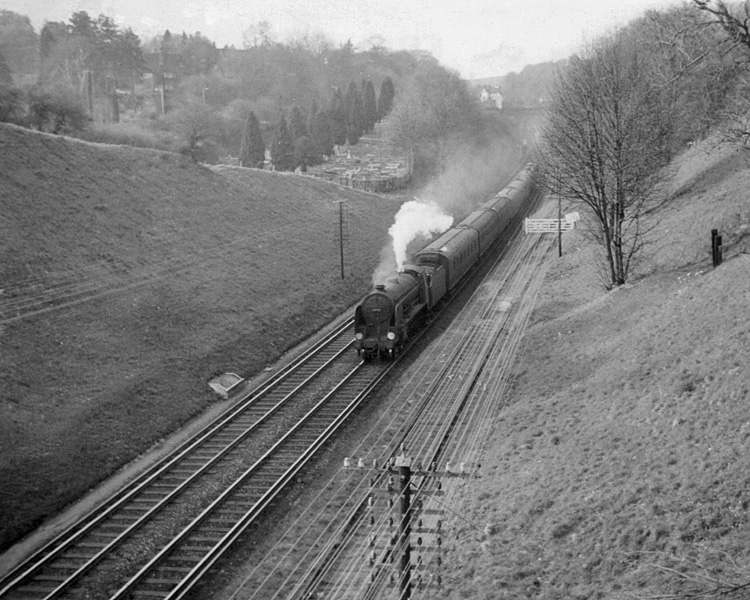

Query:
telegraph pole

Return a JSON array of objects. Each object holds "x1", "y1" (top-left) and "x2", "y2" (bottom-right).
[
  {"x1": 339, "y1": 201, "x2": 345, "y2": 279},
  {"x1": 558, "y1": 190, "x2": 562, "y2": 258},
  {"x1": 397, "y1": 457, "x2": 412, "y2": 600},
  {"x1": 555, "y1": 168, "x2": 562, "y2": 258}
]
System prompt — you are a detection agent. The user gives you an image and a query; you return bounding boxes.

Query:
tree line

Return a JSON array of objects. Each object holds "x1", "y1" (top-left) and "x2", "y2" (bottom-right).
[
  {"x1": 243, "y1": 76, "x2": 395, "y2": 171},
  {"x1": 0, "y1": 9, "x2": 404, "y2": 163},
  {"x1": 539, "y1": 0, "x2": 750, "y2": 290}
]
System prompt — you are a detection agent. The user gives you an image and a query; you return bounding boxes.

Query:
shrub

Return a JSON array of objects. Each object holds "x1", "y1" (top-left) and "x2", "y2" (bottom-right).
[
  {"x1": 0, "y1": 84, "x2": 25, "y2": 125},
  {"x1": 26, "y1": 87, "x2": 89, "y2": 134},
  {"x1": 78, "y1": 121, "x2": 181, "y2": 152}
]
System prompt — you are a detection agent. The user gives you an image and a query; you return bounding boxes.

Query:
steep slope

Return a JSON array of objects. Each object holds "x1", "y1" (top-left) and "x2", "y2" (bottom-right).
[
  {"x1": 0, "y1": 123, "x2": 402, "y2": 553},
  {"x1": 444, "y1": 140, "x2": 750, "y2": 598}
]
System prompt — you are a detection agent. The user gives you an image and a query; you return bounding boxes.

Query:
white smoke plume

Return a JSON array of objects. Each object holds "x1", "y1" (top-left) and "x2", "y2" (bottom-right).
[{"x1": 389, "y1": 199, "x2": 453, "y2": 270}]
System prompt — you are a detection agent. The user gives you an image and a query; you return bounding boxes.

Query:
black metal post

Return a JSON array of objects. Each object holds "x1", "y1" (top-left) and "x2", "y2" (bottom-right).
[{"x1": 712, "y1": 229, "x2": 723, "y2": 267}]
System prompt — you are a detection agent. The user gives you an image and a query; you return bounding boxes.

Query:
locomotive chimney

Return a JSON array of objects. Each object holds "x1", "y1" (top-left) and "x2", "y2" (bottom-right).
[{"x1": 375, "y1": 284, "x2": 386, "y2": 290}]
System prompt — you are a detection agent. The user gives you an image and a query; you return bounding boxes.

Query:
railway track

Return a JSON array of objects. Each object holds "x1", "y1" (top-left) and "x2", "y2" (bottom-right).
[
  {"x1": 3, "y1": 184, "x2": 549, "y2": 600},
  {"x1": 230, "y1": 220, "x2": 556, "y2": 600},
  {"x1": 0, "y1": 318, "x2": 393, "y2": 600}
]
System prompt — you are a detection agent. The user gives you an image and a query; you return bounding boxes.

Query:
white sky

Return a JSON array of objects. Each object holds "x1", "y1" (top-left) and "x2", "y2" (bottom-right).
[{"x1": 3, "y1": 0, "x2": 686, "y2": 78}]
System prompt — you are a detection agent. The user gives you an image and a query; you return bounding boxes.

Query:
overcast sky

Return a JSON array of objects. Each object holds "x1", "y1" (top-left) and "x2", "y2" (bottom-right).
[{"x1": 4, "y1": 0, "x2": 686, "y2": 78}]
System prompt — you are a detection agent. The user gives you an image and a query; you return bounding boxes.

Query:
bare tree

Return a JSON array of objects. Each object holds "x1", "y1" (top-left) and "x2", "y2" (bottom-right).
[
  {"x1": 539, "y1": 35, "x2": 673, "y2": 289},
  {"x1": 624, "y1": 5, "x2": 737, "y2": 144},
  {"x1": 693, "y1": 0, "x2": 750, "y2": 52},
  {"x1": 692, "y1": 0, "x2": 750, "y2": 151}
]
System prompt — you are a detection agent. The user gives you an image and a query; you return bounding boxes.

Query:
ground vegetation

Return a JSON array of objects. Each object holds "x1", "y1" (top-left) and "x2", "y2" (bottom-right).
[
  {"x1": 538, "y1": 2, "x2": 748, "y2": 289},
  {"x1": 0, "y1": 8, "x2": 490, "y2": 182},
  {"x1": 438, "y1": 135, "x2": 750, "y2": 600},
  {"x1": 0, "y1": 121, "x2": 403, "y2": 554}
]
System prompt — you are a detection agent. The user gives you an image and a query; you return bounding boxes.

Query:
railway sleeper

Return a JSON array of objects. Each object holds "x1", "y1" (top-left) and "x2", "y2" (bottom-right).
[
  {"x1": 181, "y1": 455, "x2": 215, "y2": 462},
  {"x1": 165, "y1": 549, "x2": 205, "y2": 560},
  {"x1": 113, "y1": 507, "x2": 151, "y2": 517},
  {"x1": 59, "y1": 552, "x2": 96, "y2": 562},
  {"x1": 156, "y1": 476, "x2": 191, "y2": 485},
  {"x1": 96, "y1": 523, "x2": 130, "y2": 533},
  {"x1": 179, "y1": 543, "x2": 215, "y2": 553},
  {"x1": 186, "y1": 456, "x2": 222, "y2": 465},
  {"x1": 76, "y1": 536, "x2": 117, "y2": 546},
  {"x1": 129, "y1": 590, "x2": 171, "y2": 598},
  {"x1": 44, "y1": 560, "x2": 85, "y2": 572},
  {"x1": 26, "y1": 572, "x2": 68, "y2": 583},
  {"x1": 201, "y1": 524, "x2": 234, "y2": 534},
  {"x1": 151, "y1": 564, "x2": 196, "y2": 574},
  {"x1": 201, "y1": 442, "x2": 229, "y2": 450},
  {"x1": 211, "y1": 511, "x2": 248, "y2": 521},
  {"x1": 167, "y1": 468, "x2": 201, "y2": 476},
  {"x1": 16, "y1": 582, "x2": 58, "y2": 594},
  {"x1": 187, "y1": 533, "x2": 225, "y2": 543},
  {"x1": 230, "y1": 491, "x2": 266, "y2": 501},
  {"x1": 216, "y1": 429, "x2": 248, "y2": 438},
  {"x1": 147, "y1": 483, "x2": 177, "y2": 491},
  {"x1": 240, "y1": 477, "x2": 281, "y2": 487},
  {"x1": 136, "y1": 582, "x2": 176, "y2": 593}
]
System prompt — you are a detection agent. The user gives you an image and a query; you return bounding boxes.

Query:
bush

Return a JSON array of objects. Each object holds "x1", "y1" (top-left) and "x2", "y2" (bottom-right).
[
  {"x1": 78, "y1": 121, "x2": 182, "y2": 152},
  {"x1": 27, "y1": 87, "x2": 89, "y2": 134},
  {"x1": 0, "y1": 84, "x2": 26, "y2": 125}
]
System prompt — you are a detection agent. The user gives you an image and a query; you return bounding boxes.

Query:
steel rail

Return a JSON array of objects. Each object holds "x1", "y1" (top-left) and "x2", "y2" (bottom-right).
[
  {"x1": 111, "y1": 360, "x2": 396, "y2": 600},
  {"x1": 0, "y1": 318, "x2": 356, "y2": 599},
  {"x1": 285, "y1": 224, "x2": 552, "y2": 600}
]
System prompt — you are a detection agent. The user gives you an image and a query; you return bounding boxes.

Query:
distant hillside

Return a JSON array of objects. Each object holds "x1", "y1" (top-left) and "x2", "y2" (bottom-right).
[{"x1": 0, "y1": 123, "x2": 402, "y2": 552}]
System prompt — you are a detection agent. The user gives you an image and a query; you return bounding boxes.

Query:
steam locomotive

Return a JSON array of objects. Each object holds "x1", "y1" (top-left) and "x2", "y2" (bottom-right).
[{"x1": 354, "y1": 164, "x2": 535, "y2": 359}]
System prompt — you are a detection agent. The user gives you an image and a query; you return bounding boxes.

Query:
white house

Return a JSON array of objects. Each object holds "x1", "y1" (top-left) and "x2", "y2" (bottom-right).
[{"x1": 480, "y1": 85, "x2": 503, "y2": 110}]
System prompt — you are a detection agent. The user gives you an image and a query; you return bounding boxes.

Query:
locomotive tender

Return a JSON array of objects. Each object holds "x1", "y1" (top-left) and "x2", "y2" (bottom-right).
[{"x1": 354, "y1": 163, "x2": 536, "y2": 358}]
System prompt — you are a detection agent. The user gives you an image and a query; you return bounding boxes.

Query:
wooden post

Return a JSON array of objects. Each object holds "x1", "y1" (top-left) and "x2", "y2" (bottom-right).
[
  {"x1": 558, "y1": 191, "x2": 562, "y2": 258},
  {"x1": 339, "y1": 201, "x2": 345, "y2": 279}
]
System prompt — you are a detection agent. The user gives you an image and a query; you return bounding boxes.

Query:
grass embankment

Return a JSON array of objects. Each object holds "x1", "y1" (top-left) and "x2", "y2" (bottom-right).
[
  {"x1": 0, "y1": 122, "x2": 402, "y2": 554},
  {"x1": 447, "y1": 140, "x2": 750, "y2": 598}
]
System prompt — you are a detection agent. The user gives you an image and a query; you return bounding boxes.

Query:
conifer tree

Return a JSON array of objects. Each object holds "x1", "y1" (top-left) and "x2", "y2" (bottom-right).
[
  {"x1": 293, "y1": 136, "x2": 315, "y2": 171},
  {"x1": 330, "y1": 86, "x2": 347, "y2": 147},
  {"x1": 271, "y1": 112, "x2": 295, "y2": 171},
  {"x1": 239, "y1": 111, "x2": 266, "y2": 168},
  {"x1": 306, "y1": 99, "x2": 318, "y2": 137},
  {"x1": 309, "y1": 108, "x2": 334, "y2": 160},
  {"x1": 377, "y1": 76, "x2": 395, "y2": 120},
  {"x1": 0, "y1": 50, "x2": 12, "y2": 86},
  {"x1": 288, "y1": 104, "x2": 308, "y2": 140},
  {"x1": 363, "y1": 79, "x2": 377, "y2": 133},
  {"x1": 345, "y1": 80, "x2": 363, "y2": 145}
]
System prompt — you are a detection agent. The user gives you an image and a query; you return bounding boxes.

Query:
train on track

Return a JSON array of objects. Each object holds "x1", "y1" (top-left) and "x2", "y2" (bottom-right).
[{"x1": 354, "y1": 163, "x2": 536, "y2": 359}]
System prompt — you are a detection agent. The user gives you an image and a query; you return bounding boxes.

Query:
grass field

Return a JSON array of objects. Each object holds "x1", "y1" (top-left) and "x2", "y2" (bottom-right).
[
  {"x1": 0, "y1": 123, "x2": 406, "y2": 553},
  {"x1": 2, "y1": 121, "x2": 749, "y2": 599},
  {"x1": 441, "y1": 138, "x2": 750, "y2": 599}
]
